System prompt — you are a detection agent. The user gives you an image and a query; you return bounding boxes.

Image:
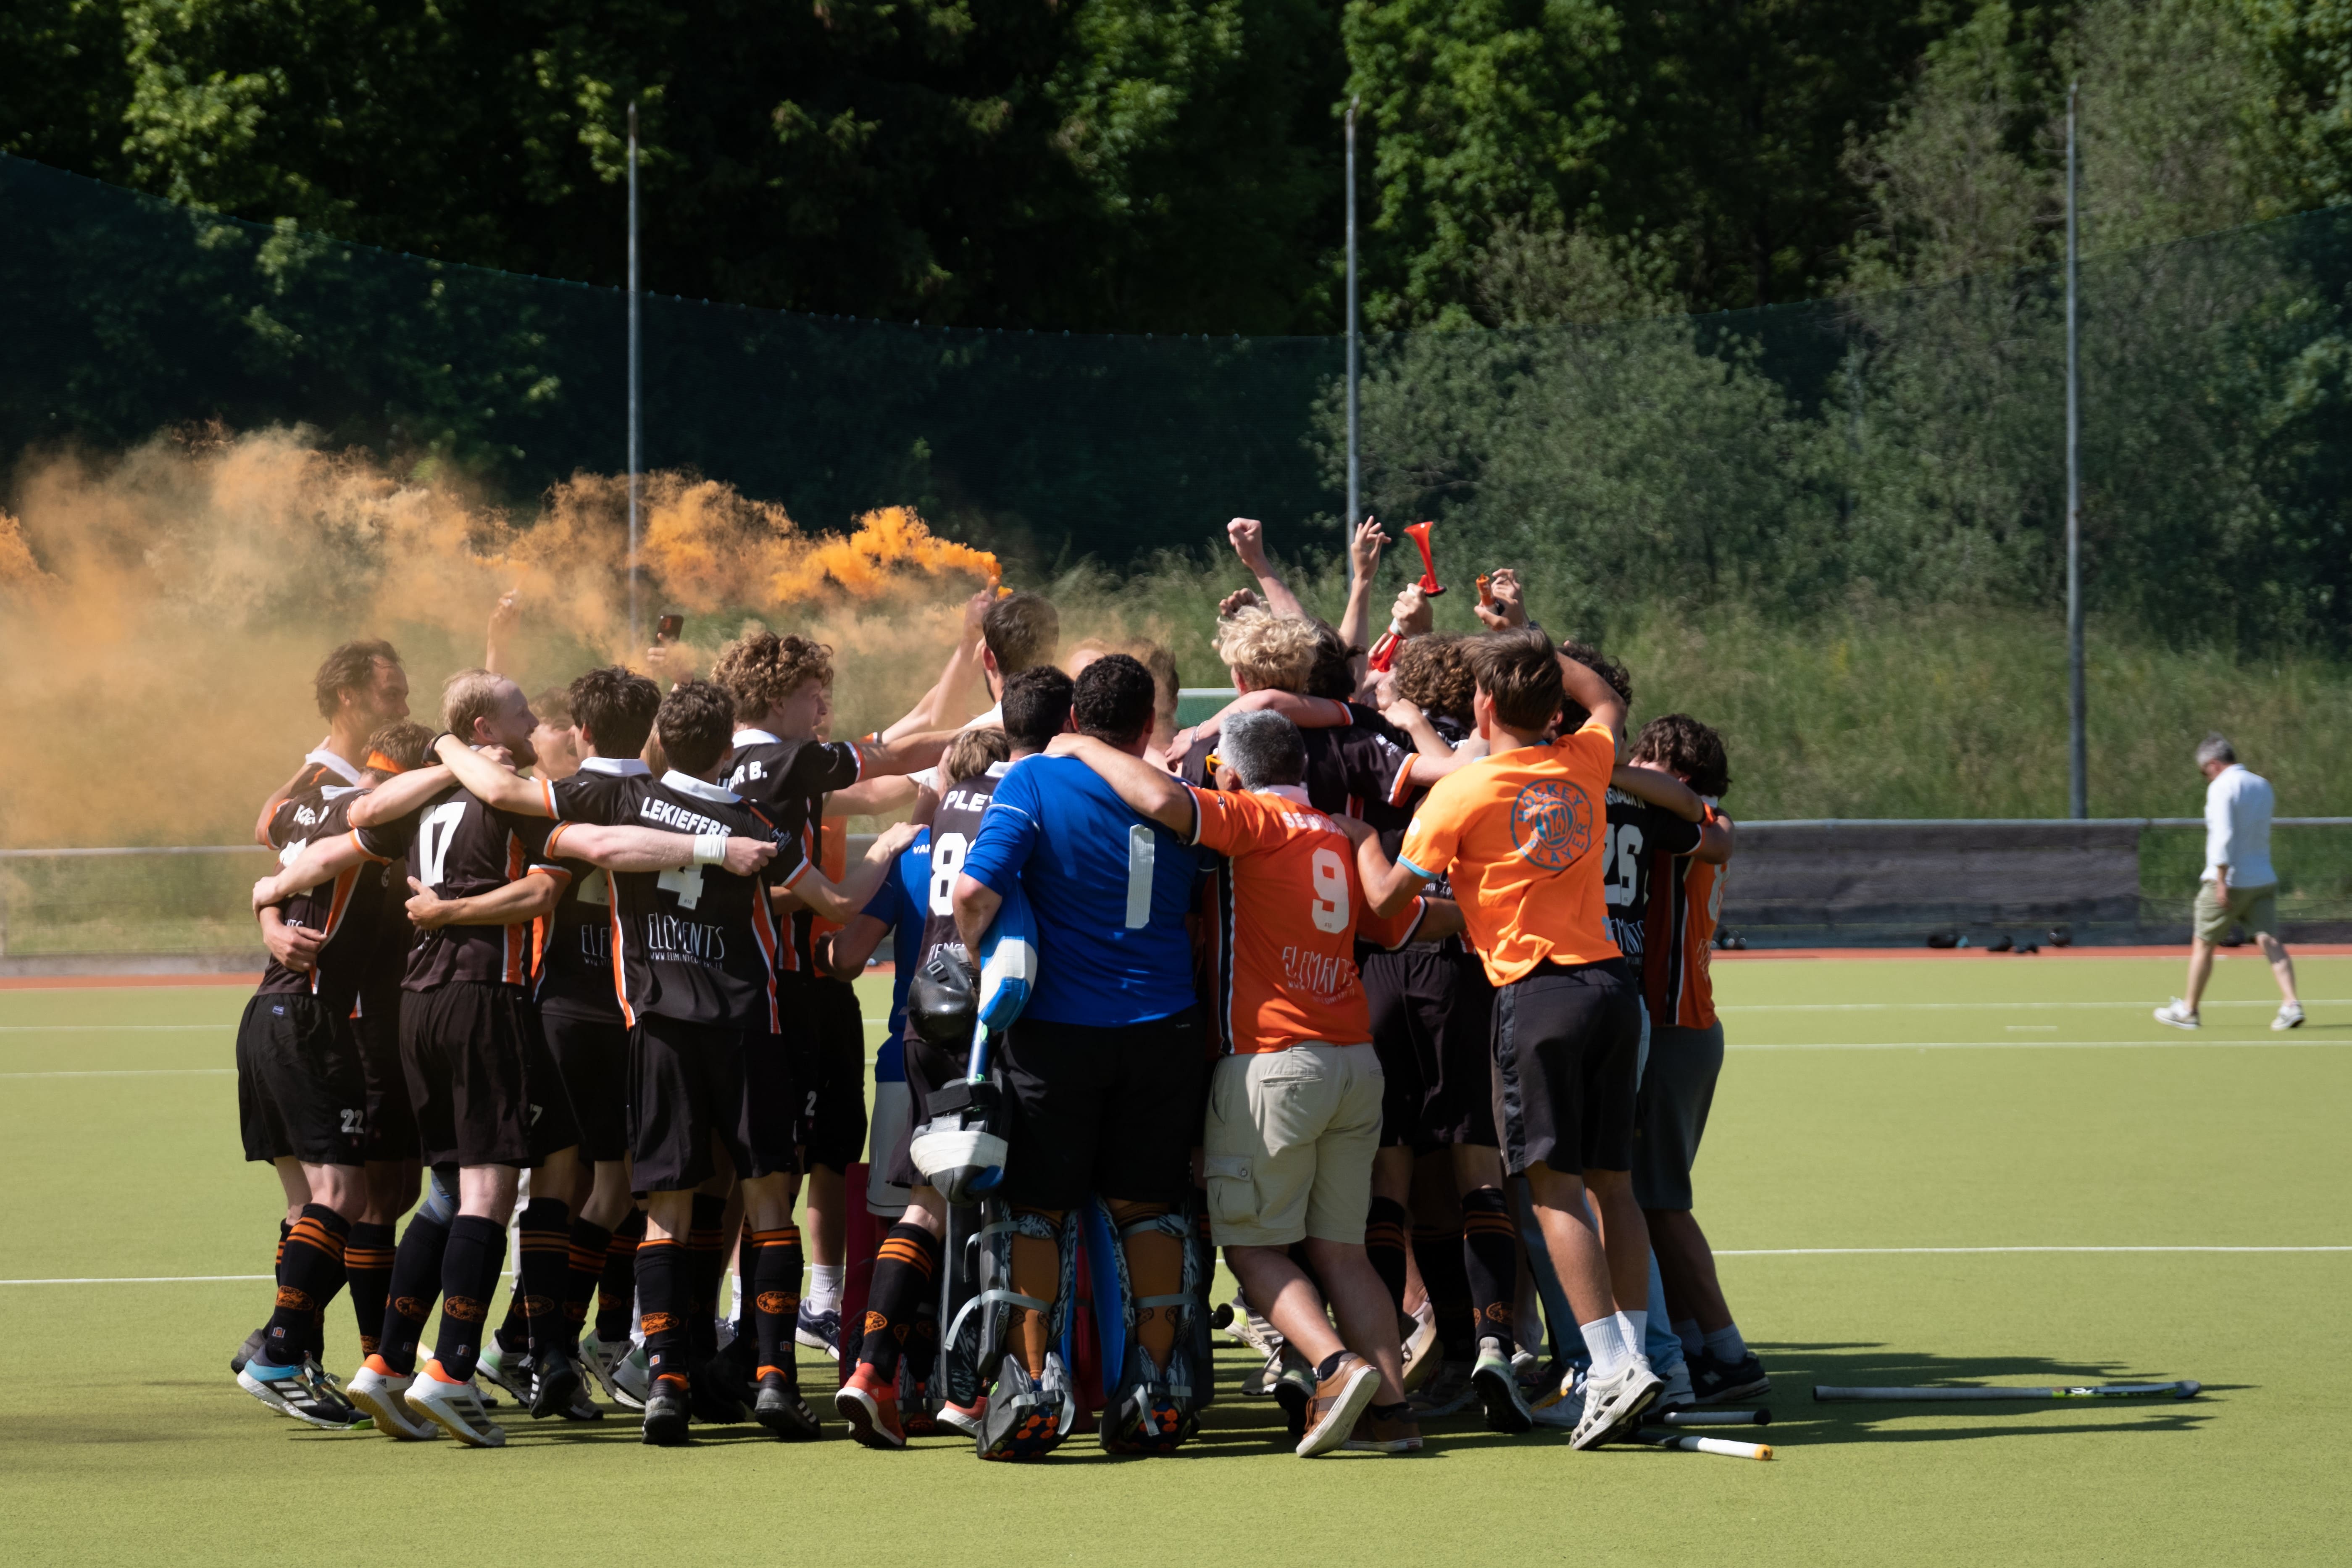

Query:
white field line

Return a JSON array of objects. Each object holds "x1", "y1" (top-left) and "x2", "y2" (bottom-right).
[
  {"x1": 7, "y1": 1245, "x2": 2346, "y2": 1286},
  {"x1": 1720, "y1": 998, "x2": 2350, "y2": 1014}
]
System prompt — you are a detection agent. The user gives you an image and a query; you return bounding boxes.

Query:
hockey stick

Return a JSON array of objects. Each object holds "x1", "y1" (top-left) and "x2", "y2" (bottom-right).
[{"x1": 1813, "y1": 1380, "x2": 2200, "y2": 1402}]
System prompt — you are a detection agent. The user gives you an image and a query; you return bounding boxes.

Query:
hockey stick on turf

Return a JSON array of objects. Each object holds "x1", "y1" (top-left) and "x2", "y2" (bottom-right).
[
  {"x1": 1659, "y1": 1407, "x2": 1771, "y2": 1426},
  {"x1": 1638, "y1": 1430, "x2": 1773, "y2": 1460},
  {"x1": 1812, "y1": 1380, "x2": 2200, "y2": 1402}
]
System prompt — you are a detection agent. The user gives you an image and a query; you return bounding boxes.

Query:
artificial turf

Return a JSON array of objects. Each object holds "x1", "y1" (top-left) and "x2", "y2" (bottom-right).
[{"x1": 0, "y1": 954, "x2": 2344, "y2": 1566}]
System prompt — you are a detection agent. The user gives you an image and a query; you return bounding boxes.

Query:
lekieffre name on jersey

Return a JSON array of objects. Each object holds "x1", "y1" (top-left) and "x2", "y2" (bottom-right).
[{"x1": 638, "y1": 796, "x2": 736, "y2": 836}]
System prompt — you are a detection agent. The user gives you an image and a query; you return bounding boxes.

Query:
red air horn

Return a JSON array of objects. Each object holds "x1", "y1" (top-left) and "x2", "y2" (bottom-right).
[{"x1": 1368, "y1": 521, "x2": 1445, "y2": 673}]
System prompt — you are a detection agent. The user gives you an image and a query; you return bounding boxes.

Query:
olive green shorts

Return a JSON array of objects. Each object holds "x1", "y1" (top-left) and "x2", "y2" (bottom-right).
[{"x1": 2194, "y1": 880, "x2": 2278, "y2": 944}]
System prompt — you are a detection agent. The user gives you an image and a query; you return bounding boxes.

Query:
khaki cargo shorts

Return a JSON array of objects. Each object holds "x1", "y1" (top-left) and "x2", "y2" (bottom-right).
[
  {"x1": 1200, "y1": 1042, "x2": 1383, "y2": 1248},
  {"x1": 2194, "y1": 880, "x2": 2279, "y2": 945}
]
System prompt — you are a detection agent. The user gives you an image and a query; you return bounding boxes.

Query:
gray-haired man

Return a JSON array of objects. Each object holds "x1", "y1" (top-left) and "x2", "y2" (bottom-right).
[{"x1": 2155, "y1": 734, "x2": 2303, "y2": 1031}]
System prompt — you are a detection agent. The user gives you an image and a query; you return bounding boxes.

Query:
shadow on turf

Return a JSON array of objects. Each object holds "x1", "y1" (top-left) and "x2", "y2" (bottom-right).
[{"x1": 1751, "y1": 1342, "x2": 2219, "y2": 1449}]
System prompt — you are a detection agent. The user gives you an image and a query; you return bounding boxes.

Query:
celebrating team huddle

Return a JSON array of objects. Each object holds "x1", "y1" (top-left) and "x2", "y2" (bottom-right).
[{"x1": 228, "y1": 517, "x2": 1766, "y2": 1460}]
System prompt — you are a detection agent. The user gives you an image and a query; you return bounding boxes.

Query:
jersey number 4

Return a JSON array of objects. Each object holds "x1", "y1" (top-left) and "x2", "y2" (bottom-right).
[{"x1": 658, "y1": 863, "x2": 707, "y2": 910}]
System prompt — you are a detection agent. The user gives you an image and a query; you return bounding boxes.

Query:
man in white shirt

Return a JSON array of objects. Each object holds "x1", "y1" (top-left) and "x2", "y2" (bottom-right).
[{"x1": 2156, "y1": 734, "x2": 2303, "y2": 1031}]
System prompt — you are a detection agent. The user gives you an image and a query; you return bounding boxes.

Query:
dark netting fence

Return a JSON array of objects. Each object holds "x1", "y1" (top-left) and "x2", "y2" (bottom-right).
[{"x1": 6, "y1": 150, "x2": 2349, "y2": 650}]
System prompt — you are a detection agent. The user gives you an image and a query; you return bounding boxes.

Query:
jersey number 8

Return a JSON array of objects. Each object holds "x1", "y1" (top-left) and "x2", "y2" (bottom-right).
[{"x1": 929, "y1": 831, "x2": 968, "y2": 917}]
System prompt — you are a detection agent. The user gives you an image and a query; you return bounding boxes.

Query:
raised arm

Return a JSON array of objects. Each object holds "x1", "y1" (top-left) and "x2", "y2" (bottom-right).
[
  {"x1": 1612, "y1": 763, "x2": 1705, "y2": 823},
  {"x1": 1227, "y1": 518, "x2": 1310, "y2": 621},
  {"x1": 429, "y1": 734, "x2": 549, "y2": 817},
  {"x1": 1337, "y1": 516, "x2": 1387, "y2": 657},
  {"x1": 852, "y1": 729, "x2": 959, "y2": 781},
  {"x1": 1044, "y1": 733, "x2": 1197, "y2": 837},
  {"x1": 485, "y1": 588, "x2": 521, "y2": 676},
  {"x1": 253, "y1": 757, "x2": 319, "y2": 847},
  {"x1": 347, "y1": 763, "x2": 457, "y2": 828},
  {"x1": 884, "y1": 588, "x2": 996, "y2": 740},
  {"x1": 1558, "y1": 654, "x2": 1626, "y2": 749}
]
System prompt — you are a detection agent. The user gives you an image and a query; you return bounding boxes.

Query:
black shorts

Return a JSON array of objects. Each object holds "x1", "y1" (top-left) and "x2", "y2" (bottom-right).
[
  {"x1": 353, "y1": 986, "x2": 416, "y2": 1162},
  {"x1": 399, "y1": 981, "x2": 582, "y2": 1170},
  {"x1": 879, "y1": 1031, "x2": 966, "y2": 1191},
  {"x1": 1632, "y1": 1020, "x2": 1726, "y2": 1211},
  {"x1": 236, "y1": 992, "x2": 368, "y2": 1166},
  {"x1": 997, "y1": 1010, "x2": 1206, "y2": 1210},
  {"x1": 1491, "y1": 960, "x2": 1639, "y2": 1176},
  {"x1": 1363, "y1": 943, "x2": 1497, "y2": 1148},
  {"x1": 795, "y1": 978, "x2": 868, "y2": 1173},
  {"x1": 542, "y1": 1008, "x2": 630, "y2": 1164},
  {"x1": 628, "y1": 1013, "x2": 799, "y2": 1194}
]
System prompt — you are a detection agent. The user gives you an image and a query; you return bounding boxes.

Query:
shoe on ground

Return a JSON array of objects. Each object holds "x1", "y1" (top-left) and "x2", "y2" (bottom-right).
[
  {"x1": 836, "y1": 1361, "x2": 907, "y2": 1450},
  {"x1": 579, "y1": 1329, "x2": 628, "y2": 1403},
  {"x1": 1689, "y1": 1349, "x2": 1771, "y2": 1404},
  {"x1": 688, "y1": 1360, "x2": 747, "y2": 1425},
  {"x1": 2153, "y1": 999, "x2": 2200, "y2": 1030},
  {"x1": 938, "y1": 1394, "x2": 987, "y2": 1439},
  {"x1": 305, "y1": 1358, "x2": 348, "y2": 1401},
  {"x1": 795, "y1": 1303, "x2": 843, "y2": 1360},
  {"x1": 977, "y1": 1352, "x2": 1073, "y2": 1461},
  {"x1": 1295, "y1": 1352, "x2": 1381, "y2": 1458},
  {"x1": 609, "y1": 1342, "x2": 650, "y2": 1410},
  {"x1": 901, "y1": 1371, "x2": 940, "y2": 1437},
  {"x1": 1223, "y1": 1291, "x2": 1281, "y2": 1358},
  {"x1": 1399, "y1": 1302, "x2": 1439, "y2": 1395},
  {"x1": 1572, "y1": 1360, "x2": 1663, "y2": 1450},
  {"x1": 1653, "y1": 1359, "x2": 1696, "y2": 1410},
  {"x1": 1406, "y1": 1358, "x2": 1475, "y2": 1418},
  {"x1": 236, "y1": 1357, "x2": 367, "y2": 1430},
  {"x1": 406, "y1": 1360, "x2": 508, "y2": 1447},
  {"x1": 529, "y1": 1351, "x2": 584, "y2": 1420},
  {"x1": 641, "y1": 1374, "x2": 692, "y2": 1446},
  {"x1": 229, "y1": 1326, "x2": 266, "y2": 1376},
  {"x1": 1471, "y1": 1339, "x2": 1534, "y2": 1434},
  {"x1": 1530, "y1": 1373, "x2": 1584, "y2": 1429},
  {"x1": 1242, "y1": 1346, "x2": 1287, "y2": 1398},
  {"x1": 475, "y1": 1342, "x2": 534, "y2": 1407},
  {"x1": 2275, "y1": 1003, "x2": 2306, "y2": 1031},
  {"x1": 1272, "y1": 1353, "x2": 1316, "y2": 1444},
  {"x1": 756, "y1": 1371, "x2": 823, "y2": 1441},
  {"x1": 1344, "y1": 1407, "x2": 1425, "y2": 1453},
  {"x1": 347, "y1": 1355, "x2": 439, "y2": 1440},
  {"x1": 1101, "y1": 1360, "x2": 1185, "y2": 1455}
]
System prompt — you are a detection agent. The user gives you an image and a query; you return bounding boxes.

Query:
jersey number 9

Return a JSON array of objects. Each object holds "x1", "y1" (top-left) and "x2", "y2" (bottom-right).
[{"x1": 1309, "y1": 846, "x2": 1350, "y2": 934}]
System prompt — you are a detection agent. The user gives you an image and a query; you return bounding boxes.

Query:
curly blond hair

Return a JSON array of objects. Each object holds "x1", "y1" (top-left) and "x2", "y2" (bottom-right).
[
  {"x1": 1212, "y1": 607, "x2": 1320, "y2": 695},
  {"x1": 1394, "y1": 633, "x2": 1475, "y2": 725},
  {"x1": 711, "y1": 626, "x2": 833, "y2": 721}
]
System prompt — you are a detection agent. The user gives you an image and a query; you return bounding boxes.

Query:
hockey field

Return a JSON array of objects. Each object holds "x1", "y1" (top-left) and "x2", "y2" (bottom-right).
[{"x1": 1, "y1": 953, "x2": 2345, "y2": 1566}]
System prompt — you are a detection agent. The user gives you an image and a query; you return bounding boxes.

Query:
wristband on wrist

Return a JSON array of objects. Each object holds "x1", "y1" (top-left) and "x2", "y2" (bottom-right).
[{"x1": 692, "y1": 833, "x2": 729, "y2": 866}]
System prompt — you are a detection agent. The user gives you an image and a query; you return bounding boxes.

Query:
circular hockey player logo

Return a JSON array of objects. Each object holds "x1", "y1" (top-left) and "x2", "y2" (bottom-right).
[{"x1": 1510, "y1": 779, "x2": 1593, "y2": 870}]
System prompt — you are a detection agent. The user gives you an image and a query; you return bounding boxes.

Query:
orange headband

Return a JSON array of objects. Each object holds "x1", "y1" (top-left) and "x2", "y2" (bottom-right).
[{"x1": 365, "y1": 750, "x2": 406, "y2": 774}]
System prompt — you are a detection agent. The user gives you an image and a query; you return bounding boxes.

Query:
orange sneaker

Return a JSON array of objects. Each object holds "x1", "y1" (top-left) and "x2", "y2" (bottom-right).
[{"x1": 834, "y1": 1361, "x2": 906, "y2": 1450}]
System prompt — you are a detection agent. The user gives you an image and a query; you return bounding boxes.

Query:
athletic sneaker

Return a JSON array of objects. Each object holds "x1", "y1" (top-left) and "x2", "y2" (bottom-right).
[
  {"x1": 1295, "y1": 1352, "x2": 1381, "y2": 1458},
  {"x1": 609, "y1": 1342, "x2": 650, "y2": 1410},
  {"x1": 229, "y1": 1326, "x2": 266, "y2": 1376},
  {"x1": 836, "y1": 1361, "x2": 908, "y2": 1450},
  {"x1": 2275, "y1": 1003, "x2": 2306, "y2": 1031},
  {"x1": 1653, "y1": 1359, "x2": 1697, "y2": 1411},
  {"x1": 795, "y1": 1303, "x2": 842, "y2": 1360},
  {"x1": 641, "y1": 1374, "x2": 691, "y2": 1446},
  {"x1": 406, "y1": 1360, "x2": 508, "y2": 1448},
  {"x1": 1530, "y1": 1375, "x2": 1584, "y2": 1429},
  {"x1": 1101, "y1": 1346, "x2": 1186, "y2": 1455},
  {"x1": 937, "y1": 1394, "x2": 987, "y2": 1439},
  {"x1": 236, "y1": 1358, "x2": 367, "y2": 1430},
  {"x1": 900, "y1": 1371, "x2": 941, "y2": 1437},
  {"x1": 475, "y1": 1342, "x2": 533, "y2": 1407},
  {"x1": 977, "y1": 1352, "x2": 1074, "y2": 1461},
  {"x1": 1272, "y1": 1356, "x2": 1317, "y2": 1445},
  {"x1": 1223, "y1": 1292, "x2": 1283, "y2": 1358},
  {"x1": 1407, "y1": 1358, "x2": 1475, "y2": 1418},
  {"x1": 2153, "y1": 999, "x2": 2200, "y2": 1030},
  {"x1": 347, "y1": 1355, "x2": 440, "y2": 1440},
  {"x1": 1242, "y1": 1346, "x2": 1287, "y2": 1398},
  {"x1": 1399, "y1": 1302, "x2": 1439, "y2": 1395},
  {"x1": 688, "y1": 1361, "x2": 747, "y2": 1426},
  {"x1": 1689, "y1": 1350, "x2": 1771, "y2": 1404},
  {"x1": 1344, "y1": 1407, "x2": 1425, "y2": 1453},
  {"x1": 579, "y1": 1329, "x2": 629, "y2": 1403},
  {"x1": 1571, "y1": 1360, "x2": 1662, "y2": 1451},
  {"x1": 528, "y1": 1351, "x2": 584, "y2": 1420},
  {"x1": 755, "y1": 1372, "x2": 823, "y2": 1441},
  {"x1": 1471, "y1": 1339, "x2": 1534, "y2": 1434}
]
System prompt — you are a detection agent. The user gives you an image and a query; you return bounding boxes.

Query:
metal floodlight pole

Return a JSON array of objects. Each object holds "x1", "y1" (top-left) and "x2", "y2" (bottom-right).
[
  {"x1": 2065, "y1": 81, "x2": 2086, "y2": 820},
  {"x1": 1345, "y1": 95, "x2": 1361, "y2": 551},
  {"x1": 627, "y1": 100, "x2": 643, "y2": 653}
]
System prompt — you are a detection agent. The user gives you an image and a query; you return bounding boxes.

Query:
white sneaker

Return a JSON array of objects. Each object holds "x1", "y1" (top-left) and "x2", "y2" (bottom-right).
[
  {"x1": 609, "y1": 1342, "x2": 650, "y2": 1410},
  {"x1": 475, "y1": 1342, "x2": 533, "y2": 1406},
  {"x1": 1399, "y1": 1301, "x2": 1439, "y2": 1394},
  {"x1": 347, "y1": 1358, "x2": 439, "y2": 1440},
  {"x1": 1654, "y1": 1360, "x2": 1696, "y2": 1410},
  {"x1": 2152, "y1": 1000, "x2": 2200, "y2": 1030},
  {"x1": 1571, "y1": 1359, "x2": 1663, "y2": 1450},
  {"x1": 406, "y1": 1362, "x2": 508, "y2": 1448},
  {"x1": 2274, "y1": 1004, "x2": 2306, "y2": 1031},
  {"x1": 1531, "y1": 1377, "x2": 1584, "y2": 1429}
]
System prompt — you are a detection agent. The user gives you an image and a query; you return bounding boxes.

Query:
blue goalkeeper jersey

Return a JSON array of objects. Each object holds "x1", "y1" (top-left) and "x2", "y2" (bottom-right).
[
  {"x1": 959, "y1": 754, "x2": 1198, "y2": 1027},
  {"x1": 856, "y1": 826, "x2": 931, "y2": 1080}
]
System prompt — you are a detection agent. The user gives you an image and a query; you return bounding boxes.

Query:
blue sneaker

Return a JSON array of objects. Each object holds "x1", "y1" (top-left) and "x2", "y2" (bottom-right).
[
  {"x1": 795, "y1": 1303, "x2": 842, "y2": 1360},
  {"x1": 1689, "y1": 1350, "x2": 1771, "y2": 1404},
  {"x1": 237, "y1": 1357, "x2": 368, "y2": 1430}
]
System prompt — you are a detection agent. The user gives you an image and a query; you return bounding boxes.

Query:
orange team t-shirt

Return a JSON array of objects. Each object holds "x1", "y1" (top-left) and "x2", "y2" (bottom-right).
[
  {"x1": 1189, "y1": 784, "x2": 1426, "y2": 1054},
  {"x1": 1395, "y1": 718, "x2": 1619, "y2": 987}
]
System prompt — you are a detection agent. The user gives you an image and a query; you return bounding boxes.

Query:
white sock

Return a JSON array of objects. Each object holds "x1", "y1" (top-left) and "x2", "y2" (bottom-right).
[
  {"x1": 1703, "y1": 1322, "x2": 1748, "y2": 1363},
  {"x1": 1675, "y1": 1317, "x2": 1704, "y2": 1357},
  {"x1": 1621, "y1": 1309, "x2": 1647, "y2": 1360},
  {"x1": 810, "y1": 1263, "x2": 845, "y2": 1313},
  {"x1": 1579, "y1": 1316, "x2": 1626, "y2": 1379}
]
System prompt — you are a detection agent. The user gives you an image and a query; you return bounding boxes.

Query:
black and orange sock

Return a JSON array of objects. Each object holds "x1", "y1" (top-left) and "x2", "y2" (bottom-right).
[
  {"x1": 260, "y1": 1204, "x2": 349, "y2": 1368},
  {"x1": 595, "y1": 1210, "x2": 644, "y2": 1343},
  {"x1": 344, "y1": 1221, "x2": 397, "y2": 1358},
  {"x1": 376, "y1": 1211, "x2": 449, "y2": 1374},
  {"x1": 1366, "y1": 1197, "x2": 1411, "y2": 1315},
  {"x1": 431, "y1": 1214, "x2": 505, "y2": 1381},
  {"x1": 561, "y1": 1218, "x2": 612, "y2": 1354},
  {"x1": 751, "y1": 1225, "x2": 806, "y2": 1382},
  {"x1": 516, "y1": 1196, "x2": 571, "y2": 1361},
  {"x1": 1413, "y1": 1223, "x2": 1475, "y2": 1360},
  {"x1": 1460, "y1": 1186, "x2": 1518, "y2": 1355},
  {"x1": 686, "y1": 1194, "x2": 726, "y2": 1365},
  {"x1": 635, "y1": 1236, "x2": 691, "y2": 1387},
  {"x1": 858, "y1": 1223, "x2": 939, "y2": 1382}
]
